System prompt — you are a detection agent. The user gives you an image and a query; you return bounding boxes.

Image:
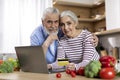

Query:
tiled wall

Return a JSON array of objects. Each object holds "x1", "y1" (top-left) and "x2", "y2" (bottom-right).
[{"x1": 98, "y1": 32, "x2": 120, "y2": 58}]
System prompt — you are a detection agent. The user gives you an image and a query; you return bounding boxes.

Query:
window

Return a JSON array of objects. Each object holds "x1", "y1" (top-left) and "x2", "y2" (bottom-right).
[{"x1": 0, "y1": 0, "x2": 52, "y2": 53}]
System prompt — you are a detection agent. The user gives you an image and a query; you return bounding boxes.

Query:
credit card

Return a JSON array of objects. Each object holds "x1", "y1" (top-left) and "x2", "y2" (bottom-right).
[{"x1": 58, "y1": 58, "x2": 69, "y2": 66}]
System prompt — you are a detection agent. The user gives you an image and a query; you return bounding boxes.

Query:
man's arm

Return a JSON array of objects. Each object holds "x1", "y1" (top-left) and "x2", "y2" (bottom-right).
[{"x1": 42, "y1": 34, "x2": 58, "y2": 55}]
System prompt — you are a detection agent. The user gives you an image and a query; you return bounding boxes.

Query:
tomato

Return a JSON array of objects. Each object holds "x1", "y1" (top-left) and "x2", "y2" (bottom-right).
[
  {"x1": 66, "y1": 69, "x2": 71, "y2": 74},
  {"x1": 70, "y1": 71, "x2": 76, "y2": 77},
  {"x1": 99, "y1": 68, "x2": 116, "y2": 79},
  {"x1": 77, "y1": 67, "x2": 84, "y2": 76},
  {"x1": 56, "y1": 73, "x2": 61, "y2": 78},
  {"x1": 70, "y1": 70, "x2": 76, "y2": 74}
]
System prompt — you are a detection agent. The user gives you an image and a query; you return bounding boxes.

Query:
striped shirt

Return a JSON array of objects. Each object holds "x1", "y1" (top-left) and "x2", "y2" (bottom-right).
[{"x1": 51, "y1": 30, "x2": 100, "y2": 70}]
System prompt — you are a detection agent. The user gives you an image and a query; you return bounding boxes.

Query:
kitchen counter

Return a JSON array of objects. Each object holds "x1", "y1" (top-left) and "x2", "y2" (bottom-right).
[{"x1": 0, "y1": 71, "x2": 119, "y2": 80}]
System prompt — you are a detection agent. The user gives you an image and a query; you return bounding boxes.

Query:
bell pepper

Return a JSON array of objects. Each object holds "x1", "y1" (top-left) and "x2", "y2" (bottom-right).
[{"x1": 99, "y1": 56, "x2": 116, "y2": 68}]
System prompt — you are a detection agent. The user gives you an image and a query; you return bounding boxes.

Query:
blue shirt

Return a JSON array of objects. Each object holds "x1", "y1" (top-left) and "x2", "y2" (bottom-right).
[{"x1": 30, "y1": 24, "x2": 64, "y2": 64}]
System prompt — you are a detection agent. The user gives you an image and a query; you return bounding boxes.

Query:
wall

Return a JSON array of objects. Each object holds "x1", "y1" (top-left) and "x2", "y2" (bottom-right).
[{"x1": 105, "y1": 0, "x2": 120, "y2": 30}]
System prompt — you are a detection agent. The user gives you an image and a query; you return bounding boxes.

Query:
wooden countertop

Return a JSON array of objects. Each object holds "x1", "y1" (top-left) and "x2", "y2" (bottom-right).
[{"x1": 0, "y1": 72, "x2": 119, "y2": 80}]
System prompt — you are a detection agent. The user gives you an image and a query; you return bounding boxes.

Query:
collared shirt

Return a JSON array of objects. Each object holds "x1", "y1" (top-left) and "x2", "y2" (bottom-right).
[{"x1": 30, "y1": 24, "x2": 64, "y2": 64}]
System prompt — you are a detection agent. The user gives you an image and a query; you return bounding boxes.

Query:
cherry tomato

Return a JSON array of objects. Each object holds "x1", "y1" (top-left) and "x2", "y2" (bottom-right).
[
  {"x1": 66, "y1": 69, "x2": 71, "y2": 74},
  {"x1": 56, "y1": 73, "x2": 61, "y2": 78},
  {"x1": 70, "y1": 70, "x2": 76, "y2": 74},
  {"x1": 70, "y1": 71, "x2": 76, "y2": 77},
  {"x1": 77, "y1": 67, "x2": 84, "y2": 76},
  {"x1": 99, "y1": 68, "x2": 116, "y2": 79}
]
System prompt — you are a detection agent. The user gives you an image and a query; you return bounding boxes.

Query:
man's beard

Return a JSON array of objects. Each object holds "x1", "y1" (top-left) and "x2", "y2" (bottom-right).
[{"x1": 44, "y1": 27, "x2": 58, "y2": 35}]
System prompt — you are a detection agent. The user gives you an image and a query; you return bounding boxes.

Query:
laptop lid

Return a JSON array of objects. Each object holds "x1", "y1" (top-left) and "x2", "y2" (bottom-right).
[{"x1": 15, "y1": 46, "x2": 49, "y2": 74}]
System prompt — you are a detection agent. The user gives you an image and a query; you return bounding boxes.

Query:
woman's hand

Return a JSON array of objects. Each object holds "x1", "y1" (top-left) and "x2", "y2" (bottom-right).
[{"x1": 66, "y1": 63, "x2": 76, "y2": 71}]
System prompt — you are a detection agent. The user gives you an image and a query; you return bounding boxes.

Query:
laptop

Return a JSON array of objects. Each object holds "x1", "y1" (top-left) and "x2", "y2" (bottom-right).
[{"x1": 15, "y1": 46, "x2": 65, "y2": 74}]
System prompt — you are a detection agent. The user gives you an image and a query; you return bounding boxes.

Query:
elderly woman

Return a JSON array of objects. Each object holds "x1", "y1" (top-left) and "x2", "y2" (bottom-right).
[{"x1": 49, "y1": 10, "x2": 100, "y2": 71}]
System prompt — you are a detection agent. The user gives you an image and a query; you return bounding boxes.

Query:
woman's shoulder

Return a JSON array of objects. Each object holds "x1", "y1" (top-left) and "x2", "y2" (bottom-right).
[
  {"x1": 81, "y1": 29, "x2": 92, "y2": 36},
  {"x1": 81, "y1": 29, "x2": 93, "y2": 40},
  {"x1": 82, "y1": 29, "x2": 92, "y2": 34}
]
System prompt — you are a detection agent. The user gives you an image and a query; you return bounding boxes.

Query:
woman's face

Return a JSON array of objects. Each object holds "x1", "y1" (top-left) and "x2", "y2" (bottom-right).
[{"x1": 60, "y1": 16, "x2": 77, "y2": 38}]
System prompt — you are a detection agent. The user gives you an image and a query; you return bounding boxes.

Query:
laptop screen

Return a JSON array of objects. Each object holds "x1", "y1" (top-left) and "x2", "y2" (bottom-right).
[{"x1": 15, "y1": 46, "x2": 49, "y2": 74}]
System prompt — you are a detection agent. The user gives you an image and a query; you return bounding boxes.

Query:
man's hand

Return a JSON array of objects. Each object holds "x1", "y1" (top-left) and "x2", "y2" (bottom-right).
[
  {"x1": 91, "y1": 34, "x2": 98, "y2": 47},
  {"x1": 47, "y1": 64, "x2": 52, "y2": 69},
  {"x1": 44, "y1": 34, "x2": 58, "y2": 47}
]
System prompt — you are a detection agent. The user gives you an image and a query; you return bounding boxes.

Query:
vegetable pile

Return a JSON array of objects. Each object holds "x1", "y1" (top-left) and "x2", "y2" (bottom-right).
[
  {"x1": 0, "y1": 58, "x2": 20, "y2": 73},
  {"x1": 55, "y1": 55, "x2": 118, "y2": 79},
  {"x1": 84, "y1": 55, "x2": 117, "y2": 79}
]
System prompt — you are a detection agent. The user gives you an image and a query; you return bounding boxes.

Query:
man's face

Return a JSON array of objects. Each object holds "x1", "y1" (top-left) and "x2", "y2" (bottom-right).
[{"x1": 42, "y1": 13, "x2": 59, "y2": 34}]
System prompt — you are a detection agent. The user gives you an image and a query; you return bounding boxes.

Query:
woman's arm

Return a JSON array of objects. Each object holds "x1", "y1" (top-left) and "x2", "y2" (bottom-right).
[{"x1": 50, "y1": 45, "x2": 66, "y2": 70}]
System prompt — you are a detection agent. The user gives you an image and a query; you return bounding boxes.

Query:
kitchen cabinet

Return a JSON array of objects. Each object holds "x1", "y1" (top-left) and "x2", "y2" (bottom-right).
[
  {"x1": 78, "y1": 15, "x2": 105, "y2": 22},
  {"x1": 95, "y1": 28, "x2": 120, "y2": 36},
  {"x1": 53, "y1": 0, "x2": 106, "y2": 32}
]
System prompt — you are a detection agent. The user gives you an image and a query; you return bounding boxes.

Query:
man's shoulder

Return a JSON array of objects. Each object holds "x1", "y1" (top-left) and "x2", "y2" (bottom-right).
[
  {"x1": 34, "y1": 25, "x2": 43, "y2": 31},
  {"x1": 30, "y1": 25, "x2": 45, "y2": 40},
  {"x1": 32, "y1": 25, "x2": 43, "y2": 34}
]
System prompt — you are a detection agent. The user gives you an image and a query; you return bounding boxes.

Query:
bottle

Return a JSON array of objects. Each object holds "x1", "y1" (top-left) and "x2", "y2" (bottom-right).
[
  {"x1": 96, "y1": 42, "x2": 107, "y2": 56},
  {"x1": 112, "y1": 47, "x2": 119, "y2": 59},
  {"x1": 2, "y1": 54, "x2": 7, "y2": 61}
]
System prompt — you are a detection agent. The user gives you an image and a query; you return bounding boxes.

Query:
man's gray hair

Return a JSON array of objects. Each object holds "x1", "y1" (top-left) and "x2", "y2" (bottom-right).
[
  {"x1": 42, "y1": 7, "x2": 60, "y2": 20},
  {"x1": 60, "y1": 10, "x2": 78, "y2": 24}
]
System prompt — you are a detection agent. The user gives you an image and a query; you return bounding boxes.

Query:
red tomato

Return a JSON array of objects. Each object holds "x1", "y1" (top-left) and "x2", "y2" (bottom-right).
[
  {"x1": 66, "y1": 69, "x2": 71, "y2": 74},
  {"x1": 70, "y1": 70, "x2": 76, "y2": 74},
  {"x1": 0, "y1": 60, "x2": 3, "y2": 64},
  {"x1": 77, "y1": 67, "x2": 84, "y2": 76},
  {"x1": 56, "y1": 73, "x2": 61, "y2": 78},
  {"x1": 70, "y1": 71, "x2": 76, "y2": 77},
  {"x1": 99, "y1": 68, "x2": 116, "y2": 79}
]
